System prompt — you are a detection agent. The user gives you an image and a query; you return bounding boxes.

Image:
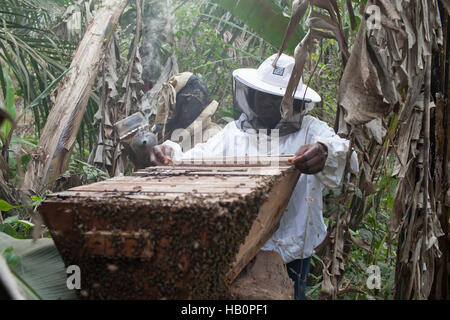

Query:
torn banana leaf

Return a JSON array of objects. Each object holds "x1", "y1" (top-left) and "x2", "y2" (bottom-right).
[{"x1": 0, "y1": 232, "x2": 78, "y2": 300}]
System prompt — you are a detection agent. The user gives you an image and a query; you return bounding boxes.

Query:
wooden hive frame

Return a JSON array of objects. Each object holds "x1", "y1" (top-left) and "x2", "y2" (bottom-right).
[{"x1": 39, "y1": 155, "x2": 300, "y2": 299}]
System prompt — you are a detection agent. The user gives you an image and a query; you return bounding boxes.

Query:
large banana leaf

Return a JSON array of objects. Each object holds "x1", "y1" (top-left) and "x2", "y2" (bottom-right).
[
  {"x1": 0, "y1": 232, "x2": 77, "y2": 300},
  {"x1": 210, "y1": 0, "x2": 305, "y2": 53}
]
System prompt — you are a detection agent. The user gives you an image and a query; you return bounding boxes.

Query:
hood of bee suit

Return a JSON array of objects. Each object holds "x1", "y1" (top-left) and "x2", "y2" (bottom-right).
[{"x1": 152, "y1": 72, "x2": 218, "y2": 143}]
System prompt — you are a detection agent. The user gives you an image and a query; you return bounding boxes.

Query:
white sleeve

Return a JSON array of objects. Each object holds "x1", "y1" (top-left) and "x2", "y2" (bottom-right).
[
  {"x1": 161, "y1": 125, "x2": 227, "y2": 161},
  {"x1": 305, "y1": 118, "x2": 359, "y2": 189}
]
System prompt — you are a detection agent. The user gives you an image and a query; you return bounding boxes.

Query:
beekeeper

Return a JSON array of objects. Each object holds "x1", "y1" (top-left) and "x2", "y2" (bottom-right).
[
  {"x1": 152, "y1": 72, "x2": 222, "y2": 147},
  {"x1": 150, "y1": 53, "x2": 358, "y2": 300}
]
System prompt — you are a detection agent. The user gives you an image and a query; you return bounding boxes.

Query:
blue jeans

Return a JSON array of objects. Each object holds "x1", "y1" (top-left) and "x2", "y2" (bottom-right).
[{"x1": 286, "y1": 258, "x2": 311, "y2": 300}]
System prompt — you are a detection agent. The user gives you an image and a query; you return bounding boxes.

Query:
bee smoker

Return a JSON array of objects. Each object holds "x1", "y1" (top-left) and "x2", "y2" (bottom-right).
[{"x1": 114, "y1": 112, "x2": 157, "y2": 170}]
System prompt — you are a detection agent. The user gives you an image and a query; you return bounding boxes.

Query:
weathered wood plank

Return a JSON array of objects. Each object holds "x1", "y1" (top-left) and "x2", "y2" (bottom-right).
[
  {"x1": 68, "y1": 184, "x2": 256, "y2": 194},
  {"x1": 227, "y1": 168, "x2": 300, "y2": 283}
]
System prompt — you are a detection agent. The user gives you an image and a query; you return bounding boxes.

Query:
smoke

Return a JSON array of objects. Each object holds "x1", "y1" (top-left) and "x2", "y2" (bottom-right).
[
  {"x1": 140, "y1": 0, "x2": 179, "y2": 119},
  {"x1": 140, "y1": 0, "x2": 175, "y2": 84}
]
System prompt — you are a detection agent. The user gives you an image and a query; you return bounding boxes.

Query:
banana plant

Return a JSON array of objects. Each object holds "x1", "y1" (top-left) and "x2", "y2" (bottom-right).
[
  {"x1": 210, "y1": 0, "x2": 306, "y2": 53},
  {"x1": 0, "y1": 232, "x2": 77, "y2": 300}
]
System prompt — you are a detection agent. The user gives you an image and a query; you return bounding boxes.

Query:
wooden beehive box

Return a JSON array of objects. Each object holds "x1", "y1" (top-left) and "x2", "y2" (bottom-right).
[{"x1": 38, "y1": 155, "x2": 300, "y2": 299}]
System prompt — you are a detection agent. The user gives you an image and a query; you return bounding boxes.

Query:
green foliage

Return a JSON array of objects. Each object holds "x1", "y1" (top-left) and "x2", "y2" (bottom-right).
[
  {"x1": 0, "y1": 0, "x2": 100, "y2": 166},
  {"x1": 30, "y1": 195, "x2": 45, "y2": 210},
  {"x1": 0, "y1": 214, "x2": 34, "y2": 239},
  {"x1": 0, "y1": 232, "x2": 78, "y2": 300},
  {"x1": 0, "y1": 67, "x2": 16, "y2": 142},
  {"x1": 0, "y1": 195, "x2": 51, "y2": 240},
  {"x1": 0, "y1": 199, "x2": 20, "y2": 212},
  {"x1": 2, "y1": 246, "x2": 20, "y2": 266},
  {"x1": 68, "y1": 158, "x2": 109, "y2": 183},
  {"x1": 210, "y1": 0, "x2": 305, "y2": 53},
  {"x1": 303, "y1": 41, "x2": 342, "y2": 124},
  {"x1": 0, "y1": 0, "x2": 75, "y2": 127}
]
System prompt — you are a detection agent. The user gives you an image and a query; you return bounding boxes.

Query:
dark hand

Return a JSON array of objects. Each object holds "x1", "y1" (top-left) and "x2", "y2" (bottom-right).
[
  {"x1": 290, "y1": 142, "x2": 328, "y2": 174},
  {"x1": 149, "y1": 145, "x2": 174, "y2": 166}
]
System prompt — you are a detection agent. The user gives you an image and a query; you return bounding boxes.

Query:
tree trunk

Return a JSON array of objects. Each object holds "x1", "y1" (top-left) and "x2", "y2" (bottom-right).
[{"x1": 22, "y1": 0, "x2": 129, "y2": 194}]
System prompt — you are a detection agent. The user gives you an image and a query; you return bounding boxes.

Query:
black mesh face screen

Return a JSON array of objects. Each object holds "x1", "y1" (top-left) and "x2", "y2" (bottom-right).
[
  {"x1": 233, "y1": 77, "x2": 256, "y2": 119},
  {"x1": 165, "y1": 75, "x2": 213, "y2": 132},
  {"x1": 233, "y1": 77, "x2": 307, "y2": 129}
]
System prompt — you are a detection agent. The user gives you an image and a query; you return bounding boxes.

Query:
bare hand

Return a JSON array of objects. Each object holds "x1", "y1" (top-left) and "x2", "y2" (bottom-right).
[
  {"x1": 149, "y1": 145, "x2": 174, "y2": 166},
  {"x1": 289, "y1": 143, "x2": 328, "y2": 174}
]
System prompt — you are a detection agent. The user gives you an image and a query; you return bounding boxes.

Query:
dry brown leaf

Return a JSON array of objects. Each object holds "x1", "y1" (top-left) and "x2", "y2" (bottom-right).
[
  {"x1": 280, "y1": 31, "x2": 312, "y2": 121},
  {"x1": 378, "y1": 0, "x2": 401, "y2": 21},
  {"x1": 312, "y1": 0, "x2": 338, "y2": 19},
  {"x1": 338, "y1": 20, "x2": 393, "y2": 125},
  {"x1": 273, "y1": 0, "x2": 309, "y2": 67},
  {"x1": 365, "y1": 118, "x2": 386, "y2": 145},
  {"x1": 441, "y1": 0, "x2": 450, "y2": 15},
  {"x1": 350, "y1": 235, "x2": 371, "y2": 251},
  {"x1": 306, "y1": 10, "x2": 349, "y2": 58},
  {"x1": 92, "y1": 34, "x2": 122, "y2": 173}
]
